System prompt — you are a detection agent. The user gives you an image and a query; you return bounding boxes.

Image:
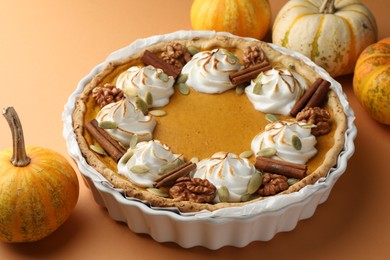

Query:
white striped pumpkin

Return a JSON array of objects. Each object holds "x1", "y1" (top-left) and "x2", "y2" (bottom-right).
[{"x1": 272, "y1": 0, "x2": 378, "y2": 77}]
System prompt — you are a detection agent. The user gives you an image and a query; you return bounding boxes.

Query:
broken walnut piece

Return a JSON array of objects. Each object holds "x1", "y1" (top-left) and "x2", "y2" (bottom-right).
[
  {"x1": 161, "y1": 42, "x2": 191, "y2": 69},
  {"x1": 258, "y1": 173, "x2": 289, "y2": 196},
  {"x1": 296, "y1": 107, "x2": 331, "y2": 136},
  {"x1": 169, "y1": 177, "x2": 217, "y2": 203},
  {"x1": 92, "y1": 83, "x2": 125, "y2": 107},
  {"x1": 243, "y1": 45, "x2": 267, "y2": 68}
]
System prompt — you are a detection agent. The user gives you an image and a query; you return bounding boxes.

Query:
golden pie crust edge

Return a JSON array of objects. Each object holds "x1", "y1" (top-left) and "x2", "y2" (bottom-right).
[{"x1": 72, "y1": 35, "x2": 347, "y2": 213}]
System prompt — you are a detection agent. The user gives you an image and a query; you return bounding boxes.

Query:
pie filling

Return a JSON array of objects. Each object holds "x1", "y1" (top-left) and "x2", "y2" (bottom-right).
[{"x1": 73, "y1": 36, "x2": 346, "y2": 212}]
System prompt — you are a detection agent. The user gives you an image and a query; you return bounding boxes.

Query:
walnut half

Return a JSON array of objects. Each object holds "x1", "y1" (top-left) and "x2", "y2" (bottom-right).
[
  {"x1": 296, "y1": 107, "x2": 331, "y2": 136},
  {"x1": 169, "y1": 177, "x2": 216, "y2": 203}
]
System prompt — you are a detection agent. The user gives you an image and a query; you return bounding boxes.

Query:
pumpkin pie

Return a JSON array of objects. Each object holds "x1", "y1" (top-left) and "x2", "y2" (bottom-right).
[{"x1": 72, "y1": 34, "x2": 347, "y2": 212}]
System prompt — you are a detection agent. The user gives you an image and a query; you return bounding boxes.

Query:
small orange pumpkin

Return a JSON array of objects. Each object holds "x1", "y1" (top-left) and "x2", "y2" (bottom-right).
[
  {"x1": 191, "y1": 0, "x2": 271, "y2": 40},
  {"x1": 353, "y1": 38, "x2": 390, "y2": 125},
  {"x1": 0, "y1": 107, "x2": 79, "y2": 242}
]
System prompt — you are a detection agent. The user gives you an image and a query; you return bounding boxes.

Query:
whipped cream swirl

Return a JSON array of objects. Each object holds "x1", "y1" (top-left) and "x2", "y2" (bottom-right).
[
  {"x1": 192, "y1": 152, "x2": 256, "y2": 202},
  {"x1": 181, "y1": 49, "x2": 241, "y2": 94},
  {"x1": 245, "y1": 67, "x2": 307, "y2": 115},
  {"x1": 116, "y1": 65, "x2": 175, "y2": 107},
  {"x1": 117, "y1": 140, "x2": 183, "y2": 188},
  {"x1": 251, "y1": 120, "x2": 317, "y2": 164},
  {"x1": 96, "y1": 98, "x2": 156, "y2": 147}
]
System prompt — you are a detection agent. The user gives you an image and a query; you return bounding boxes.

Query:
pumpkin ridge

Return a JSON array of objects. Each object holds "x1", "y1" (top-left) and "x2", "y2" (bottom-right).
[
  {"x1": 310, "y1": 14, "x2": 325, "y2": 62},
  {"x1": 281, "y1": 13, "x2": 311, "y2": 47},
  {"x1": 359, "y1": 65, "x2": 388, "y2": 101},
  {"x1": 336, "y1": 14, "x2": 356, "y2": 74},
  {"x1": 337, "y1": 9, "x2": 377, "y2": 35},
  {"x1": 273, "y1": 4, "x2": 312, "y2": 28}
]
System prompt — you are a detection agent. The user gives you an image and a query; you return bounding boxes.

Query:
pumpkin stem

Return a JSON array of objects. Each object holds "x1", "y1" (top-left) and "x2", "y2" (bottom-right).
[
  {"x1": 319, "y1": 0, "x2": 336, "y2": 14},
  {"x1": 2, "y1": 106, "x2": 31, "y2": 167}
]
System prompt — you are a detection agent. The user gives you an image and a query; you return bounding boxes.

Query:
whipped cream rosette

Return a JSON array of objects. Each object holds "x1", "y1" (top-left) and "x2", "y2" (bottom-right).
[
  {"x1": 192, "y1": 152, "x2": 257, "y2": 203},
  {"x1": 245, "y1": 67, "x2": 307, "y2": 115},
  {"x1": 117, "y1": 140, "x2": 183, "y2": 188},
  {"x1": 181, "y1": 49, "x2": 241, "y2": 94},
  {"x1": 252, "y1": 120, "x2": 317, "y2": 164},
  {"x1": 96, "y1": 98, "x2": 156, "y2": 147},
  {"x1": 116, "y1": 65, "x2": 175, "y2": 107}
]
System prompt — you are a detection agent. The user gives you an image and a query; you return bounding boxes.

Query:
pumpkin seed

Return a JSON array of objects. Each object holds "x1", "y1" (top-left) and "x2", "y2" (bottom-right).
[
  {"x1": 147, "y1": 188, "x2": 169, "y2": 198},
  {"x1": 247, "y1": 173, "x2": 262, "y2": 194},
  {"x1": 129, "y1": 134, "x2": 138, "y2": 149},
  {"x1": 288, "y1": 64, "x2": 296, "y2": 70},
  {"x1": 239, "y1": 150, "x2": 253, "y2": 159},
  {"x1": 292, "y1": 134, "x2": 302, "y2": 150},
  {"x1": 257, "y1": 147, "x2": 277, "y2": 157},
  {"x1": 90, "y1": 145, "x2": 106, "y2": 155},
  {"x1": 149, "y1": 109, "x2": 167, "y2": 117},
  {"x1": 187, "y1": 46, "x2": 200, "y2": 56},
  {"x1": 235, "y1": 85, "x2": 245, "y2": 95},
  {"x1": 178, "y1": 83, "x2": 190, "y2": 95},
  {"x1": 301, "y1": 123, "x2": 317, "y2": 129},
  {"x1": 222, "y1": 49, "x2": 238, "y2": 63},
  {"x1": 145, "y1": 91, "x2": 153, "y2": 107},
  {"x1": 135, "y1": 97, "x2": 149, "y2": 115},
  {"x1": 157, "y1": 71, "x2": 169, "y2": 82},
  {"x1": 98, "y1": 120, "x2": 117, "y2": 129},
  {"x1": 124, "y1": 87, "x2": 137, "y2": 98},
  {"x1": 158, "y1": 162, "x2": 177, "y2": 175},
  {"x1": 265, "y1": 113, "x2": 280, "y2": 123},
  {"x1": 120, "y1": 150, "x2": 134, "y2": 164},
  {"x1": 217, "y1": 186, "x2": 230, "y2": 202},
  {"x1": 253, "y1": 82, "x2": 262, "y2": 95},
  {"x1": 130, "y1": 164, "x2": 150, "y2": 174},
  {"x1": 190, "y1": 157, "x2": 199, "y2": 164},
  {"x1": 177, "y1": 73, "x2": 188, "y2": 84},
  {"x1": 287, "y1": 178, "x2": 299, "y2": 186},
  {"x1": 241, "y1": 193, "x2": 260, "y2": 202}
]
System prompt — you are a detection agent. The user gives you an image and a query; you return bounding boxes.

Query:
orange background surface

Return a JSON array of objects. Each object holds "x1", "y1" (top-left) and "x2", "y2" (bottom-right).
[{"x1": 1, "y1": 0, "x2": 389, "y2": 258}]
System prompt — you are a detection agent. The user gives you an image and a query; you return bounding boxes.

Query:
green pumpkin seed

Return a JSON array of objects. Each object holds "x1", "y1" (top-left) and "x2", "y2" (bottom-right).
[
  {"x1": 129, "y1": 134, "x2": 138, "y2": 149},
  {"x1": 120, "y1": 150, "x2": 134, "y2": 164},
  {"x1": 177, "y1": 73, "x2": 188, "y2": 84},
  {"x1": 235, "y1": 85, "x2": 245, "y2": 95},
  {"x1": 158, "y1": 162, "x2": 177, "y2": 175},
  {"x1": 239, "y1": 150, "x2": 253, "y2": 159},
  {"x1": 145, "y1": 91, "x2": 153, "y2": 107},
  {"x1": 247, "y1": 173, "x2": 262, "y2": 194},
  {"x1": 98, "y1": 120, "x2": 118, "y2": 129},
  {"x1": 217, "y1": 186, "x2": 230, "y2": 202},
  {"x1": 241, "y1": 193, "x2": 260, "y2": 202},
  {"x1": 253, "y1": 82, "x2": 262, "y2": 95},
  {"x1": 157, "y1": 72, "x2": 169, "y2": 82},
  {"x1": 130, "y1": 164, "x2": 150, "y2": 174},
  {"x1": 301, "y1": 123, "x2": 317, "y2": 129},
  {"x1": 190, "y1": 157, "x2": 199, "y2": 164},
  {"x1": 147, "y1": 188, "x2": 169, "y2": 198},
  {"x1": 222, "y1": 49, "x2": 238, "y2": 63},
  {"x1": 149, "y1": 109, "x2": 167, "y2": 117},
  {"x1": 265, "y1": 113, "x2": 280, "y2": 123},
  {"x1": 257, "y1": 147, "x2": 277, "y2": 157},
  {"x1": 90, "y1": 145, "x2": 106, "y2": 155},
  {"x1": 124, "y1": 87, "x2": 137, "y2": 98},
  {"x1": 287, "y1": 178, "x2": 299, "y2": 186},
  {"x1": 292, "y1": 134, "x2": 302, "y2": 150},
  {"x1": 135, "y1": 97, "x2": 149, "y2": 115},
  {"x1": 178, "y1": 83, "x2": 190, "y2": 95},
  {"x1": 187, "y1": 46, "x2": 200, "y2": 56}
]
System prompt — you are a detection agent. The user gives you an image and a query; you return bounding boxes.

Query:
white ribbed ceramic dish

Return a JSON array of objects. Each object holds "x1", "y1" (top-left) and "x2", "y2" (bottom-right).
[{"x1": 63, "y1": 31, "x2": 356, "y2": 249}]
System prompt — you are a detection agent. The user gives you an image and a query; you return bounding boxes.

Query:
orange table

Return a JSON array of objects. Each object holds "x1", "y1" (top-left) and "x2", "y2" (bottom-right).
[{"x1": 1, "y1": 0, "x2": 389, "y2": 258}]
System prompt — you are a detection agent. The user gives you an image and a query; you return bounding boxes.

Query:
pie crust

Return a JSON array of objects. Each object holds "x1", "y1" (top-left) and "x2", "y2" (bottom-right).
[{"x1": 72, "y1": 35, "x2": 347, "y2": 212}]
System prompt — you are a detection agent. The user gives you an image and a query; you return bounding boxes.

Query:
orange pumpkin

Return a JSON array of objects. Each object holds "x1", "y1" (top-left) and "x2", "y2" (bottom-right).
[
  {"x1": 0, "y1": 107, "x2": 79, "y2": 242},
  {"x1": 353, "y1": 38, "x2": 390, "y2": 125},
  {"x1": 191, "y1": 0, "x2": 271, "y2": 40}
]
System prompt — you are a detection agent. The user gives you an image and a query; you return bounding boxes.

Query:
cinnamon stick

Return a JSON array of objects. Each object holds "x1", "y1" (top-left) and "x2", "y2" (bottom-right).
[
  {"x1": 290, "y1": 78, "x2": 323, "y2": 116},
  {"x1": 154, "y1": 162, "x2": 196, "y2": 188},
  {"x1": 255, "y1": 157, "x2": 307, "y2": 179},
  {"x1": 85, "y1": 119, "x2": 126, "y2": 162},
  {"x1": 305, "y1": 79, "x2": 330, "y2": 108},
  {"x1": 229, "y1": 61, "x2": 272, "y2": 85},
  {"x1": 141, "y1": 50, "x2": 181, "y2": 78}
]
